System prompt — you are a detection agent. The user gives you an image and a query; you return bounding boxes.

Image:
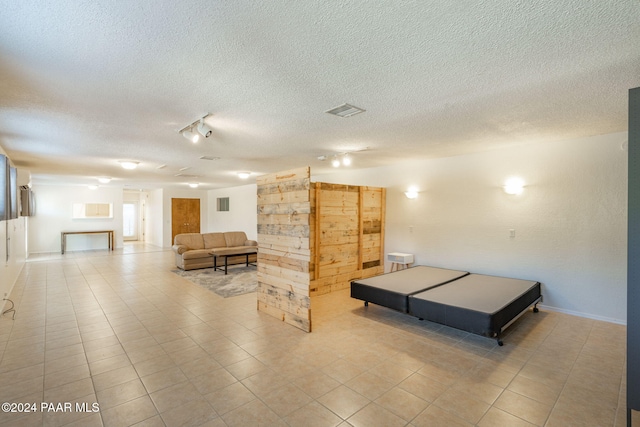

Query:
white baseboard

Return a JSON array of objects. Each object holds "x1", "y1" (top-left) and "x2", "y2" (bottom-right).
[{"x1": 539, "y1": 304, "x2": 626, "y2": 325}]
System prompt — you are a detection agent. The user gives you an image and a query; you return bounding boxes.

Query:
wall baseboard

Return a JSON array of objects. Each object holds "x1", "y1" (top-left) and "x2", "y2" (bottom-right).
[{"x1": 538, "y1": 304, "x2": 625, "y2": 325}]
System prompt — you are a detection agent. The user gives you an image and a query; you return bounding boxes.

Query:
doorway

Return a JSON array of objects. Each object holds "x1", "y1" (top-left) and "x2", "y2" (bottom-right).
[
  {"x1": 123, "y1": 201, "x2": 139, "y2": 241},
  {"x1": 171, "y1": 198, "x2": 201, "y2": 244}
]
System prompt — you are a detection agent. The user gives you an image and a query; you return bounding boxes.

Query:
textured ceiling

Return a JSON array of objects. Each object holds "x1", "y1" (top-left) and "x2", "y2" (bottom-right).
[{"x1": 0, "y1": 0, "x2": 638, "y2": 190}]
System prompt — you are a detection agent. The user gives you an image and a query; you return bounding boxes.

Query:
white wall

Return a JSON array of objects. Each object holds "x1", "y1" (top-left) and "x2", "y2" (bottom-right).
[
  {"x1": 29, "y1": 185, "x2": 124, "y2": 253},
  {"x1": 207, "y1": 184, "x2": 257, "y2": 240},
  {"x1": 315, "y1": 132, "x2": 628, "y2": 324}
]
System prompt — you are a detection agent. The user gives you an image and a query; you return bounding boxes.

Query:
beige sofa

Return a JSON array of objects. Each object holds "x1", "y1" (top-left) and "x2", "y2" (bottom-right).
[{"x1": 172, "y1": 231, "x2": 258, "y2": 271}]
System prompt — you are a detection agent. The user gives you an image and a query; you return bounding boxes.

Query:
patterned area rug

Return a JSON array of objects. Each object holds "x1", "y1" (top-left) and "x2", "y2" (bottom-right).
[{"x1": 172, "y1": 265, "x2": 257, "y2": 298}]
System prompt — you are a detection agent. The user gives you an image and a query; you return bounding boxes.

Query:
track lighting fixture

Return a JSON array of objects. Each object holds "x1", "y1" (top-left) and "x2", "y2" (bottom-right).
[
  {"x1": 182, "y1": 130, "x2": 200, "y2": 143},
  {"x1": 178, "y1": 113, "x2": 212, "y2": 142},
  {"x1": 318, "y1": 147, "x2": 368, "y2": 168},
  {"x1": 197, "y1": 119, "x2": 212, "y2": 138}
]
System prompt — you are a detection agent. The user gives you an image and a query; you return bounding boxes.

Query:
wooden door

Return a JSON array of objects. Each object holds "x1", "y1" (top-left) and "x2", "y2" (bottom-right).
[{"x1": 171, "y1": 198, "x2": 200, "y2": 243}]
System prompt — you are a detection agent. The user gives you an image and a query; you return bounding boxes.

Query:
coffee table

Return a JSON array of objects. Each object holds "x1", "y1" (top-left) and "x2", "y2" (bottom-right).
[{"x1": 211, "y1": 249, "x2": 257, "y2": 275}]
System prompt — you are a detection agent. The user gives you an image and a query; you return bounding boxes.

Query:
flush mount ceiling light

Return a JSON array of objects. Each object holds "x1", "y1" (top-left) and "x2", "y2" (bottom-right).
[
  {"x1": 178, "y1": 113, "x2": 212, "y2": 142},
  {"x1": 237, "y1": 172, "x2": 251, "y2": 179},
  {"x1": 119, "y1": 160, "x2": 139, "y2": 170},
  {"x1": 325, "y1": 103, "x2": 366, "y2": 118},
  {"x1": 97, "y1": 177, "x2": 111, "y2": 184}
]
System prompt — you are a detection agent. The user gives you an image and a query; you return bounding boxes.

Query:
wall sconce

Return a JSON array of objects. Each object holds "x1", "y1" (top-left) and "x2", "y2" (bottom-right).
[
  {"x1": 178, "y1": 113, "x2": 212, "y2": 143},
  {"x1": 119, "y1": 160, "x2": 139, "y2": 170},
  {"x1": 404, "y1": 186, "x2": 419, "y2": 199},
  {"x1": 504, "y1": 177, "x2": 525, "y2": 195}
]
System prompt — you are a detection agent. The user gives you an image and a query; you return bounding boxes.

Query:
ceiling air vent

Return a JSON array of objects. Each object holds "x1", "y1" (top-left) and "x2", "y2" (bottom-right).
[
  {"x1": 325, "y1": 103, "x2": 365, "y2": 118},
  {"x1": 199, "y1": 156, "x2": 220, "y2": 161}
]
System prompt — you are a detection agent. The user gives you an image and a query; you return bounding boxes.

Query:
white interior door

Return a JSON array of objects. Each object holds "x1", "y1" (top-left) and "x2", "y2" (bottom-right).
[{"x1": 123, "y1": 201, "x2": 139, "y2": 241}]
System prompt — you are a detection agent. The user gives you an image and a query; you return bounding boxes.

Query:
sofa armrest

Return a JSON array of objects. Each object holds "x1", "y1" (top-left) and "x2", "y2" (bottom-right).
[
  {"x1": 172, "y1": 244, "x2": 188, "y2": 255},
  {"x1": 245, "y1": 240, "x2": 258, "y2": 247}
]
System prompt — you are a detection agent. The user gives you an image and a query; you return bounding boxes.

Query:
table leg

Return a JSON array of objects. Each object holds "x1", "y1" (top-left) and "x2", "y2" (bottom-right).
[
  {"x1": 213, "y1": 255, "x2": 218, "y2": 271},
  {"x1": 224, "y1": 256, "x2": 228, "y2": 275}
]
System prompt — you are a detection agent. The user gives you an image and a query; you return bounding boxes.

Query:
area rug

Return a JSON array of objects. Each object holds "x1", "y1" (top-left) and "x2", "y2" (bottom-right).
[{"x1": 172, "y1": 266, "x2": 257, "y2": 298}]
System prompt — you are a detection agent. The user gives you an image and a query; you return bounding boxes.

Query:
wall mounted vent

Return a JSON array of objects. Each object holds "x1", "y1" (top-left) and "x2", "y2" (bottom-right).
[{"x1": 325, "y1": 103, "x2": 366, "y2": 118}]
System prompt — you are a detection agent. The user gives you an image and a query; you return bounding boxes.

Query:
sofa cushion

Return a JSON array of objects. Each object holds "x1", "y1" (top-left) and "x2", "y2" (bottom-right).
[
  {"x1": 224, "y1": 231, "x2": 248, "y2": 247},
  {"x1": 181, "y1": 249, "x2": 213, "y2": 260},
  {"x1": 210, "y1": 246, "x2": 257, "y2": 256},
  {"x1": 174, "y1": 233, "x2": 204, "y2": 250},
  {"x1": 203, "y1": 232, "x2": 227, "y2": 249}
]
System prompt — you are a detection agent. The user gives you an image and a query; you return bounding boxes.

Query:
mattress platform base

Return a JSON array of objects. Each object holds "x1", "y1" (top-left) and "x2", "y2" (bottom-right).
[{"x1": 494, "y1": 295, "x2": 543, "y2": 346}]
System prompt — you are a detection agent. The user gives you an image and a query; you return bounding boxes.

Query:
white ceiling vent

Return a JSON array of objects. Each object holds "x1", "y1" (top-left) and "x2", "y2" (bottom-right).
[{"x1": 325, "y1": 103, "x2": 365, "y2": 118}]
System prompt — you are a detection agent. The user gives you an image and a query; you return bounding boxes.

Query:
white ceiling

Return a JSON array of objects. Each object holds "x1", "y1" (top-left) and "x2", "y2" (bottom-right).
[{"x1": 0, "y1": 1, "x2": 638, "y2": 190}]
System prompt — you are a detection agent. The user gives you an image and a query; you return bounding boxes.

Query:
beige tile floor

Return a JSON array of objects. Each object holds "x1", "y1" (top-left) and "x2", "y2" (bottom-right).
[{"x1": 0, "y1": 243, "x2": 633, "y2": 426}]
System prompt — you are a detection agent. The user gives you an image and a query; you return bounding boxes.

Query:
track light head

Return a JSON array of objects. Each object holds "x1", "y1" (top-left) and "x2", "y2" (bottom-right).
[
  {"x1": 182, "y1": 130, "x2": 200, "y2": 143},
  {"x1": 331, "y1": 157, "x2": 341, "y2": 167},
  {"x1": 342, "y1": 154, "x2": 352, "y2": 166},
  {"x1": 197, "y1": 120, "x2": 213, "y2": 138}
]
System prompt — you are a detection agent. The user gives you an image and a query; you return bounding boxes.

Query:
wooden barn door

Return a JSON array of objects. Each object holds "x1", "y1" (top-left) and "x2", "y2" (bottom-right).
[{"x1": 171, "y1": 198, "x2": 200, "y2": 244}]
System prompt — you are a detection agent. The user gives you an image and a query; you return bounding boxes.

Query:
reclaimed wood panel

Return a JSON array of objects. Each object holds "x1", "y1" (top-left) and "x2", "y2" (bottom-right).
[
  {"x1": 257, "y1": 167, "x2": 311, "y2": 332},
  {"x1": 309, "y1": 183, "x2": 385, "y2": 292}
]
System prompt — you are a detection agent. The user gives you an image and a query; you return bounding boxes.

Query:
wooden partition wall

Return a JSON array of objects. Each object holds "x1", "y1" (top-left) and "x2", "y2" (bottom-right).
[
  {"x1": 257, "y1": 167, "x2": 385, "y2": 332},
  {"x1": 257, "y1": 167, "x2": 312, "y2": 332},
  {"x1": 310, "y1": 183, "x2": 385, "y2": 296}
]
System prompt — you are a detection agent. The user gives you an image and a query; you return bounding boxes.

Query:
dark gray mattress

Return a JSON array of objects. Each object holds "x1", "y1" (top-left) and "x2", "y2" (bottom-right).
[
  {"x1": 350, "y1": 266, "x2": 469, "y2": 313},
  {"x1": 408, "y1": 274, "x2": 541, "y2": 339}
]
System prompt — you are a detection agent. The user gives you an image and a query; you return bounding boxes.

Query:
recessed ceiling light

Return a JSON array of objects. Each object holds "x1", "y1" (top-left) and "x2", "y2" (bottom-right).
[
  {"x1": 237, "y1": 172, "x2": 251, "y2": 179},
  {"x1": 325, "y1": 103, "x2": 366, "y2": 118},
  {"x1": 88, "y1": 185, "x2": 98, "y2": 190},
  {"x1": 188, "y1": 183, "x2": 199, "y2": 188},
  {"x1": 97, "y1": 177, "x2": 111, "y2": 184}
]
